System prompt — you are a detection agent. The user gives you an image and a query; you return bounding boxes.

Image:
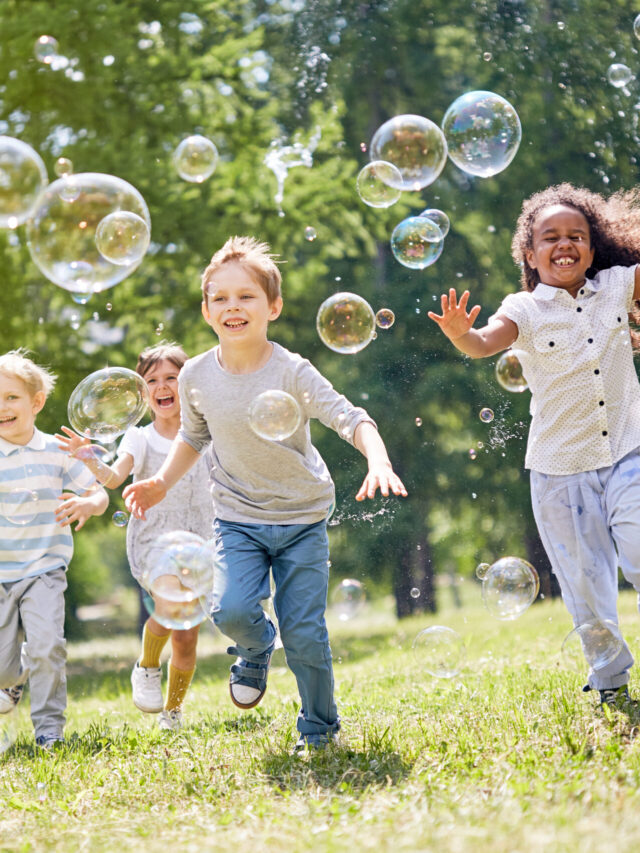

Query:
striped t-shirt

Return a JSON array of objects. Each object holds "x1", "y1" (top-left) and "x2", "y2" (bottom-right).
[{"x1": 0, "y1": 428, "x2": 95, "y2": 582}]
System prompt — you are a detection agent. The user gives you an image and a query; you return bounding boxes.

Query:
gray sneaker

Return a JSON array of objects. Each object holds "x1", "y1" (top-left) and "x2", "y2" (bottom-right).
[
  {"x1": 158, "y1": 709, "x2": 183, "y2": 731},
  {"x1": 0, "y1": 685, "x2": 24, "y2": 714}
]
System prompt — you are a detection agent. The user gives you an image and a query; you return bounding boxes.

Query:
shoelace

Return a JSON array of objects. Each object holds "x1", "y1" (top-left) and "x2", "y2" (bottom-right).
[{"x1": 4, "y1": 686, "x2": 22, "y2": 702}]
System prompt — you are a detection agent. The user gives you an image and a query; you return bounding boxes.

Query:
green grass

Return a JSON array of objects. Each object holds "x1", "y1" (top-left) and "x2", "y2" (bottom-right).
[{"x1": 3, "y1": 584, "x2": 640, "y2": 852}]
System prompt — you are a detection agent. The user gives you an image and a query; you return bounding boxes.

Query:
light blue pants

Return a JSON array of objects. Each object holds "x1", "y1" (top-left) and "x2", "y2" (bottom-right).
[
  {"x1": 0, "y1": 568, "x2": 67, "y2": 738},
  {"x1": 211, "y1": 519, "x2": 339, "y2": 736},
  {"x1": 530, "y1": 448, "x2": 640, "y2": 690}
]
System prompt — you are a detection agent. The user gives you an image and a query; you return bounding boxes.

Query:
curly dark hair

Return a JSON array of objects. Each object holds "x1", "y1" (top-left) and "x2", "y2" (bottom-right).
[{"x1": 511, "y1": 182, "x2": 640, "y2": 348}]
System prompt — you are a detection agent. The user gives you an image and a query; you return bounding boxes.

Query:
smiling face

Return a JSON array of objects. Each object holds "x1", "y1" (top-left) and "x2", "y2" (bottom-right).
[
  {"x1": 201, "y1": 261, "x2": 282, "y2": 345},
  {"x1": 142, "y1": 358, "x2": 181, "y2": 421},
  {"x1": 525, "y1": 204, "x2": 595, "y2": 295},
  {"x1": 0, "y1": 373, "x2": 45, "y2": 445}
]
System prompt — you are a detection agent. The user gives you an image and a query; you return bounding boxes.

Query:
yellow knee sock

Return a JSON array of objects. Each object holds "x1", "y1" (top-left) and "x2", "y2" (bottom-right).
[
  {"x1": 165, "y1": 664, "x2": 195, "y2": 712},
  {"x1": 139, "y1": 624, "x2": 170, "y2": 669}
]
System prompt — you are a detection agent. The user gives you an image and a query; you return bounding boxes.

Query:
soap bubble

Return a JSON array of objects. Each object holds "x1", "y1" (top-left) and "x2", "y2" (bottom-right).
[
  {"x1": 475, "y1": 562, "x2": 491, "y2": 579},
  {"x1": 356, "y1": 160, "x2": 403, "y2": 208},
  {"x1": 369, "y1": 115, "x2": 448, "y2": 190},
  {"x1": 480, "y1": 556, "x2": 539, "y2": 620},
  {"x1": 112, "y1": 510, "x2": 129, "y2": 528},
  {"x1": 26, "y1": 172, "x2": 150, "y2": 296},
  {"x1": 412, "y1": 626, "x2": 464, "y2": 678},
  {"x1": 173, "y1": 135, "x2": 219, "y2": 183},
  {"x1": 95, "y1": 211, "x2": 150, "y2": 266},
  {"x1": 635, "y1": 13, "x2": 640, "y2": 39},
  {"x1": 375, "y1": 308, "x2": 395, "y2": 329},
  {"x1": 304, "y1": 226, "x2": 317, "y2": 241},
  {"x1": 479, "y1": 407, "x2": 494, "y2": 423},
  {"x1": 607, "y1": 63, "x2": 633, "y2": 88},
  {"x1": 142, "y1": 531, "x2": 215, "y2": 630},
  {"x1": 442, "y1": 91, "x2": 522, "y2": 178},
  {"x1": 316, "y1": 292, "x2": 376, "y2": 354},
  {"x1": 0, "y1": 137, "x2": 48, "y2": 229},
  {"x1": 418, "y1": 207, "x2": 450, "y2": 238},
  {"x1": 34, "y1": 35, "x2": 59, "y2": 64},
  {"x1": 54, "y1": 157, "x2": 73, "y2": 177},
  {"x1": 410, "y1": 587, "x2": 421, "y2": 599},
  {"x1": 415, "y1": 417, "x2": 423, "y2": 426},
  {"x1": 248, "y1": 390, "x2": 301, "y2": 441},
  {"x1": 1, "y1": 488, "x2": 39, "y2": 526},
  {"x1": 495, "y1": 350, "x2": 528, "y2": 393},
  {"x1": 468, "y1": 448, "x2": 477, "y2": 460},
  {"x1": 70, "y1": 443, "x2": 114, "y2": 486},
  {"x1": 331, "y1": 578, "x2": 366, "y2": 621},
  {"x1": 67, "y1": 367, "x2": 150, "y2": 444},
  {"x1": 390, "y1": 216, "x2": 444, "y2": 269},
  {"x1": 561, "y1": 618, "x2": 624, "y2": 671}
]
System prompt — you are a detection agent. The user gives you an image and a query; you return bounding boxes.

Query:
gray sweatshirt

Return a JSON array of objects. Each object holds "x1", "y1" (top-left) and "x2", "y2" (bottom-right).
[{"x1": 178, "y1": 342, "x2": 376, "y2": 524}]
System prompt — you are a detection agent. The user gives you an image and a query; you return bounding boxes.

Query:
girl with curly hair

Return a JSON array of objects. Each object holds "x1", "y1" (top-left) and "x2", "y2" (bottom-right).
[{"x1": 429, "y1": 183, "x2": 640, "y2": 708}]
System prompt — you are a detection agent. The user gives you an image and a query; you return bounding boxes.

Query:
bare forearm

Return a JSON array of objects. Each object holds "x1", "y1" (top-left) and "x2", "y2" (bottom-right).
[
  {"x1": 156, "y1": 437, "x2": 201, "y2": 491},
  {"x1": 354, "y1": 421, "x2": 391, "y2": 464},
  {"x1": 449, "y1": 328, "x2": 500, "y2": 358}
]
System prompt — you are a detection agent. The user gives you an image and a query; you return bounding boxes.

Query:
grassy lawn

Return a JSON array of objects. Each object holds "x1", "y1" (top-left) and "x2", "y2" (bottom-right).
[{"x1": 2, "y1": 582, "x2": 640, "y2": 852}]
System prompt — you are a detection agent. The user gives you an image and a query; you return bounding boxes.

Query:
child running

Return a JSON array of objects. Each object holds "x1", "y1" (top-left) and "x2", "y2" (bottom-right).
[
  {"x1": 57, "y1": 343, "x2": 213, "y2": 731},
  {"x1": 123, "y1": 236, "x2": 407, "y2": 752},
  {"x1": 0, "y1": 350, "x2": 108, "y2": 748},
  {"x1": 428, "y1": 183, "x2": 640, "y2": 707}
]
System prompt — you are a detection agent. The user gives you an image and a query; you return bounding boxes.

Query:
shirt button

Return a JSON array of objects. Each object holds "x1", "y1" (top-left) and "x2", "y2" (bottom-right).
[
  {"x1": 580, "y1": 289, "x2": 584, "y2": 295},
  {"x1": 549, "y1": 341, "x2": 555, "y2": 347},
  {"x1": 594, "y1": 369, "x2": 600, "y2": 375},
  {"x1": 588, "y1": 338, "x2": 593, "y2": 343},
  {"x1": 599, "y1": 400, "x2": 604, "y2": 406},
  {"x1": 617, "y1": 317, "x2": 622, "y2": 322},
  {"x1": 602, "y1": 430, "x2": 608, "y2": 436},
  {"x1": 577, "y1": 307, "x2": 582, "y2": 312}
]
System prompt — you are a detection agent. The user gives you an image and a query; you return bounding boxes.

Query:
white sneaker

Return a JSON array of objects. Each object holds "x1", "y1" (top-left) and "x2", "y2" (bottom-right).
[
  {"x1": 158, "y1": 709, "x2": 183, "y2": 731},
  {"x1": 0, "y1": 685, "x2": 24, "y2": 714},
  {"x1": 131, "y1": 662, "x2": 163, "y2": 713}
]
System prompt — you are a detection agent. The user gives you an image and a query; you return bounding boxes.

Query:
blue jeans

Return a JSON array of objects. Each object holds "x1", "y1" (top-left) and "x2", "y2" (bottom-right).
[{"x1": 211, "y1": 519, "x2": 339, "y2": 737}]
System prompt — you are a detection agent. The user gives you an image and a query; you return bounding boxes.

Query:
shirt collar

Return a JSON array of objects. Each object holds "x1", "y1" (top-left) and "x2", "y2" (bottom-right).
[
  {"x1": 532, "y1": 277, "x2": 599, "y2": 301},
  {"x1": 0, "y1": 426, "x2": 46, "y2": 456}
]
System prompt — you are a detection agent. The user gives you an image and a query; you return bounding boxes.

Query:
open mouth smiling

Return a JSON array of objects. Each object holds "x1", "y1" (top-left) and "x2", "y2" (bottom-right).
[
  {"x1": 552, "y1": 256, "x2": 577, "y2": 267},
  {"x1": 155, "y1": 395, "x2": 175, "y2": 409},
  {"x1": 224, "y1": 319, "x2": 247, "y2": 328}
]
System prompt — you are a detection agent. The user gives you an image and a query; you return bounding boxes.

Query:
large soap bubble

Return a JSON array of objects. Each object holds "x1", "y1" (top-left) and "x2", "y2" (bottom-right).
[
  {"x1": 142, "y1": 531, "x2": 215, "y2": 630},
  {"x1": 356, "y1": 161, "x2": 403, "y2": 208},
  {"x1": 390, "y1": 216, "x2": 444, "y2": 269},
  {"x1": 248, "y1": 390, "x2": 301, "y2": 441},
  {"x1": 331, "y1": 578, "x2": 366, "y2": 621},
  {"x1": 95, "y1": 211, "x2": 150, "y2": 266},
  {"x1": 369, "y1": 115, "x2": 448, "y2": 191},
  {"x1": 67, "y1": 367, "x2": 150, "y2": 444},
  {"x1": 316, "y1": 292, "x2": 376, "y2": 354},
  {"x1": 562, "y1": 619, "x2": 624, "y2": 671},
  {"x1": 442, "y1": 91, "x2": 522, "y2": 178},
  {"x1": 26, "y1": 172, "x2": 150, "y2": 296},
  {"x1": 173, "y1": 135, "x2": 219, "y2": 183},
  {"x1": 412, "y1": 626, "x2": 465, "y2": 678},
  {"x1": 1, "y1": 488, "x2": 39, "y2": 527},
  {"x1": 0, "y1": 136, "x2": 48, "y2": 229},
  {"x1": 478, "y1": 556, "x2": 539, "y2": 620},
  {"x1": 495, "y1": 350, "x2": 528, "y2": 393}
]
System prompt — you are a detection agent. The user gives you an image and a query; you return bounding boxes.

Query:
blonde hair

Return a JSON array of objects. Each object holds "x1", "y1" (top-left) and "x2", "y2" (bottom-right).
[
  {"x1": 201, "y1": 236, "x2": 282, "y2": 303},
  {"x1": 0, "y1": 348, "x2": 56, "y2": 397},
  {"x1": 135, "y1": 341, "x2": 188, "y2": 379}
]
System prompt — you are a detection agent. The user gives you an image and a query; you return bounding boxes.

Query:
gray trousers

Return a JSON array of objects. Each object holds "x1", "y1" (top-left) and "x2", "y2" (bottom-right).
[{"x1": 0, "y1": 568, "x2": 67, "y2": 738}]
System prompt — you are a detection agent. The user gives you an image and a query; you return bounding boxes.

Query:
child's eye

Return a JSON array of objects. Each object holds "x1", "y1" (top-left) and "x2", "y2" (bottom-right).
[{"x1": 241, "y1": 294, "x2": 254, "y2": 299}]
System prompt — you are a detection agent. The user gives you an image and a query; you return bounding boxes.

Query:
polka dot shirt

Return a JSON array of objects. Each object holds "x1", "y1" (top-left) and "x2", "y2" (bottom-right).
[{"x1": 496, "y1": 265, "x2": 640, "y2": 475}]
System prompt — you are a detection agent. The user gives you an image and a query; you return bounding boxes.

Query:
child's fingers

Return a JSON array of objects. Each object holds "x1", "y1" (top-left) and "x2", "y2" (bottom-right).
[
  {"x1": 468, "y1": 304, "x2": 482, "y2": 323},
  {"x1": 458, "y1": 290, "x2": 470, "y2": 310},
  {"x1": 427, "y1": 310, "x2": 443, "y2": 324}
]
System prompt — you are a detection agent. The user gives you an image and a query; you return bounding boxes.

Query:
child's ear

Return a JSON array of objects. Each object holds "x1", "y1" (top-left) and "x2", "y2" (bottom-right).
[
  {"x1": 31, "y1": 390, "x2": 46, "y2": 416},
  {"x1": 525, "y1": 249, "x2": 536, "y2": 270},
  {"x1": 269, "y1": 296, "x2": 283, "y2": 321},
  {"x1": 201, "y1": 300, "x2": 210, "y2": 322}
]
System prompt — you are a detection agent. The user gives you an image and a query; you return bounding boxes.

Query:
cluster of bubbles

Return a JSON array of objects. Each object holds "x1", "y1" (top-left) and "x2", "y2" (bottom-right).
[
  {"x1": 495, "y1": 351, "x2": 528, "y2": 393},
  {"x1": 316, "y1": 292, "x2": 376, "y2": 354},
  {"x1": 248, "y1": 390, "x2": 301, "y2": 441},
  {"x1": 561, "y1": 618, "x2": 623, "y2": 671},
  {"x1": 330, "y1": 578, "x2": 366, "y2": 621},
  {"x1": 476, "y1": 557, "x2": 539, "y2": 620},
  {"x1": 142, "y1": 531, "x2": 215, "y2": 630},
  {"x1": 412, "y1": 626, "x2": 465, "y2": 678},
  {"x1": 264, "y1": 128, "x2": 321, "y2": 215},
  {"x1": 67, "y1": 367, "x2": 150, "y2": 444}
]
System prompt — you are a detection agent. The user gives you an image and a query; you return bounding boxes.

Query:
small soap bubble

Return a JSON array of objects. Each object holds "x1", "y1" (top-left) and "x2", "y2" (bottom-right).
[
  {"x1": 70, "y1": 312, "x2": 81, "y2": 330},
  {"x1": 468, "y1": 448, "x2": 477, "y2": 460},
  {"x1": 34, "y1": 35, "x2": 59, "y2": 64},
  {"x1": 360, "y1": 142, "x2": 367, "y2": 152},
  {"x1": 412, "y1": 626, "x2": 464, "y2": 678},
  {"x1": 480, "y1": 556, "x2": 539, "y2": 620},
  {"x1": 106, "y1": 303, "x2": 112, "y2": 311},
  {"x1": 173, "y1": 135, "x2": 219, "y2": 183},
  {"x1": 112, "y1": 510, "x2": 129, "y2": 528},
  {"x1": 477, "y1": 441, "x2": 484, "y2": 449},
  {"x1": 607, "y1": 63, "x2": 633, "y2": 88},
  {"x1": 54, "y1": 157, "x2": 73, "y2": 178},
  {"x1": 331, "y1": 578, "x2": 366, "y2": 621},
  {"x1": 375, "y1": 308, "x2": 395, "y2": 329},
  {"x1": 482, "y1": 51, "x2": 492, "y2": 61},
  {"x1": 356, "y1": 160, "x2": 402, "y2": 208},
  {"x1": 95, "y1": 211, "x2": 150, "y2": 266},
  {"x1": 391, "y1": 216, "x2": 444, "y2": 269},
  {"x1": 495, "y1": 351, "x2": 528, "y2": 393},
  {"x1": 410, "y1": 587, "x2": 421, "y2": 599},
  {"x1": 442, "y1": 90, "x2": 522, "y2": 178},
  {"x1": 71, "y1": 291, "x2": 92, "y2": 305},
  {"x1": 36, "y1": 783, "x2": 47, "y2": 803},
  {"x1": 370, "y1": 114, "x2": 448, "y2": 190},
  {"x1": 316, "y1": 292, "x2": 376, "y2": 354},
  {"x1": 475, "y1": 562, "x2": 491, "y2": 580},
  {"x1": 415, "y1": 417, "x2": 423, "y2": 427},
  {"x1": 0, "y1": 136, "x2": 48, "y2": 229},
  {"x1": 304, "y1": 226, "x2": 317, "y2": 241},
  {"x1": 479, "y1": 407, "x2": 494, "y2": 423},
  {"x1": 562, "y1": 618, "x2": 623, "y2": 671},
  {"x1": 67, "y1": 367, "x2": 150, "y2": 444},
  {"x1": 418, "y1": 208, "x2": 450, "y2": 238},
  {"x1": 2, "y1": 488, "x2": 39, "y2": 526},
  {"x1": 248, "y1": 390, "x2": 301, "y2": 441}
]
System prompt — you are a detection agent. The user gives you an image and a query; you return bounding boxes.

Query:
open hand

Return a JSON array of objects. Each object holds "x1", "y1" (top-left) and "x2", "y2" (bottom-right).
[
  {"x1": 355, "y1": 463, "x2": 408, "y2": 501},
  {"x1": 122, "y1": 477, "x2": 167, "y2": 520},
  {"x1": 55, "y1": 492, "x2": 93, "y2": 530},
  {"x1": 427, "y1": 289, "x2": 481, "y2": 341},
  {"x1": 55, "y1": 426, "x2": 90, "y2": 456}
]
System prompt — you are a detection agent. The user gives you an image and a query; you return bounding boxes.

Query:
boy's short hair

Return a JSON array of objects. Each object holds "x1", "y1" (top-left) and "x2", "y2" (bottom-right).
[
  {"x1": 202, "y1": 236, "x2": 282, "y2": 303},
  {"x1": 0, "y1": 348, "x2": 56, "y2": 397},
  {"x1": 136, "y1": 341, "x2": 188, "y2": 378}
]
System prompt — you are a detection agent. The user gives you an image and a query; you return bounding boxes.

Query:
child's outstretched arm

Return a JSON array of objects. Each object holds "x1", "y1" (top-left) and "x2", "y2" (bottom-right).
[
  {"x1": 427, "y1": 289, "x2": 517, "y2": 358},
  {"x1": 353, "y1": 421, "x2": 408, "y2": 501},
  {"x1": 123, "y1": 437, "x2": 200, "y2": 520},
  {"x1": 55, "y1": 426, "x2": 134, "y2": 488},
  {"x1": 55, "y1": 486, "x2": 109, "y2": 531}
]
